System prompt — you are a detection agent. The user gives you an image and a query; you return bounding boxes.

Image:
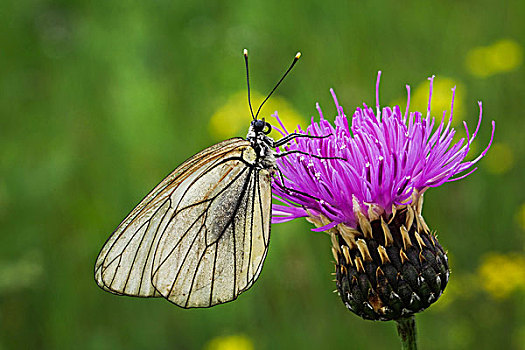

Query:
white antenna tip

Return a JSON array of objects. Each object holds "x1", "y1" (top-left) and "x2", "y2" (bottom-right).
[
  {"x1": 243, "y1": 49, "x2": 248, "y2": 57},
  {"x1": 295, "y1": 52, "x2": 302, "y2": 59}
]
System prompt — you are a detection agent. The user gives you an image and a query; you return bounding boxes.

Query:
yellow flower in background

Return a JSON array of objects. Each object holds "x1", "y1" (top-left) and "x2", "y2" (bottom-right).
[
  {"x1": 478, "y1": 253, "x2": 525, "y2": 299},
  {"x1": 204, "y1": 334, "x2": 254, "y2": 350},
  {"x1": 484, "y1": 143, "x2": 514, "y2": 175},
  {"x1": 466, "y1": 39, "x2": 523, "y2": 78},
  {"x1": 209, "y1": 90, "x2": 305, "y2": 141}
]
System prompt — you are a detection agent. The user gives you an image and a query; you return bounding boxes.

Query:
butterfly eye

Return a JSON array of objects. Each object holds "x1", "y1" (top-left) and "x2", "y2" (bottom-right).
[{"x1": 263, "y1": 122, "x2": 272, "y2": 135}]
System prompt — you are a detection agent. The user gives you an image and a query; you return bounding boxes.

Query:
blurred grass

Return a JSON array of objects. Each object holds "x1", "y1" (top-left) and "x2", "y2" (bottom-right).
[{"x1": 1, "y1": 0, "x2": 524, "y2": 349}]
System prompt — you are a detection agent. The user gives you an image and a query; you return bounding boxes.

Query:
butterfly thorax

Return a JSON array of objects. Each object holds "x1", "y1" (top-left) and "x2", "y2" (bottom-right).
[{"x1": 246, "y1": 120, "x2": 276, "y2": 170}]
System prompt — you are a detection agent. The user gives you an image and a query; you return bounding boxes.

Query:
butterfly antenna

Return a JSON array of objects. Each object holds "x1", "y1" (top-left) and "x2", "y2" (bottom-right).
[
  {"x1": 255, "y1": 51, "x2": 301, "y2": 119},
  {"x1": 244, "y1": 49, "x2": 256, "y2": 120}
]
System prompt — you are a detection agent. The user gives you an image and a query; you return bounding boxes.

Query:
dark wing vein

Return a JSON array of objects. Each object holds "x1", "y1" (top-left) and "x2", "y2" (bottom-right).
[
  {"x1": 249, "y1": 171, "x2": 271, "y2": 286},
  {"x1": 99, "y1": 197, "x2": 170, "y2": 295},
  {"x1": 137, "y1": 199, "x2": 172, "y2": 295}
]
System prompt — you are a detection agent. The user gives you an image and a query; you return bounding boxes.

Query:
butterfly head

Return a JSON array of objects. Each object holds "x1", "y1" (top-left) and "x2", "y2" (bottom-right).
[
  {"x1": 251, "y1": 119, "x2": 272, "y2": 135},
  {"x1": 247, "y1": 119, "x2": 273, "y2": 141}
]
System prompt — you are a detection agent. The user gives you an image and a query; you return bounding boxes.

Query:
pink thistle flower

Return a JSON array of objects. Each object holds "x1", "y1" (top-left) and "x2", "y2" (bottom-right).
[{"x1": 271, "y1": 72, "x2": 495, "y2": 321}]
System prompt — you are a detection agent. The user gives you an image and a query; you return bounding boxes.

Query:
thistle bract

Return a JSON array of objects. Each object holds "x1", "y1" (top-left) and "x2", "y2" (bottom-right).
[{"x1": 272, "y1": 73, "x2": 494, "y2": 321}]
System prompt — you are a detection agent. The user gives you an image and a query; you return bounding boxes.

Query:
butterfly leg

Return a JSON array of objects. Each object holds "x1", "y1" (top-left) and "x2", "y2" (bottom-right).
[{"x1": 272, "y1": 166, "x2": 324, "y2": 202}]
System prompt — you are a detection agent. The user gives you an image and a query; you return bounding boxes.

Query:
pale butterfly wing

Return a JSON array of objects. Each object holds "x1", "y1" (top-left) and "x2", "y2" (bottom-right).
[
  {"x1": 94, "y1": 138, "x2": 245, "y2": 297},
  {"x1": 94, "y1": 138, "x2": 272, "y2": 307}
]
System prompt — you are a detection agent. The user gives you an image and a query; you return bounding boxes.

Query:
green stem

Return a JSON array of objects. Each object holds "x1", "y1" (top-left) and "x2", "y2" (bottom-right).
[{"x1": 395, "y1": 316, "x2": 417, "y2": 350}]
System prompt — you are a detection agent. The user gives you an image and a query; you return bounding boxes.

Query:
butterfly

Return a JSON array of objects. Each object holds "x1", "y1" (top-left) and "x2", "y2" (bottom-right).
[{"x1": 94, "y1": 49, "x2": 325, "y2": 308}]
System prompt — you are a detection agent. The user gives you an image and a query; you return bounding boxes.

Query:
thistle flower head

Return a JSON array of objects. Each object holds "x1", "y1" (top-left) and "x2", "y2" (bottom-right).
[
  {"x1": 273, "y1": 72, "x2": 494, "y2": 229},
  {"x1": 272, "y1": 72, "x2": 495, "y2": 320}
]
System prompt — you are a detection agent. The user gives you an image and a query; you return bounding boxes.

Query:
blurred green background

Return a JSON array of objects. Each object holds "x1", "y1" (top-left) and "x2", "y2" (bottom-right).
[{"x1": 1, "y1": 0, "x2": 524, "y2": 349}]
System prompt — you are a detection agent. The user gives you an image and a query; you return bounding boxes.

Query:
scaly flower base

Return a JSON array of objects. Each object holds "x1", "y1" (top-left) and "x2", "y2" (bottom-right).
[{"x1": 311, "y1": 195, "x2": 449, "y2": 321}]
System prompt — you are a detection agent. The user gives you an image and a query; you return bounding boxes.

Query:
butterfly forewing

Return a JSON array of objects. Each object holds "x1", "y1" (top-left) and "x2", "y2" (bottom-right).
[{"x1": 95, "y1": 138, "x2": 272, "y2": 308}]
